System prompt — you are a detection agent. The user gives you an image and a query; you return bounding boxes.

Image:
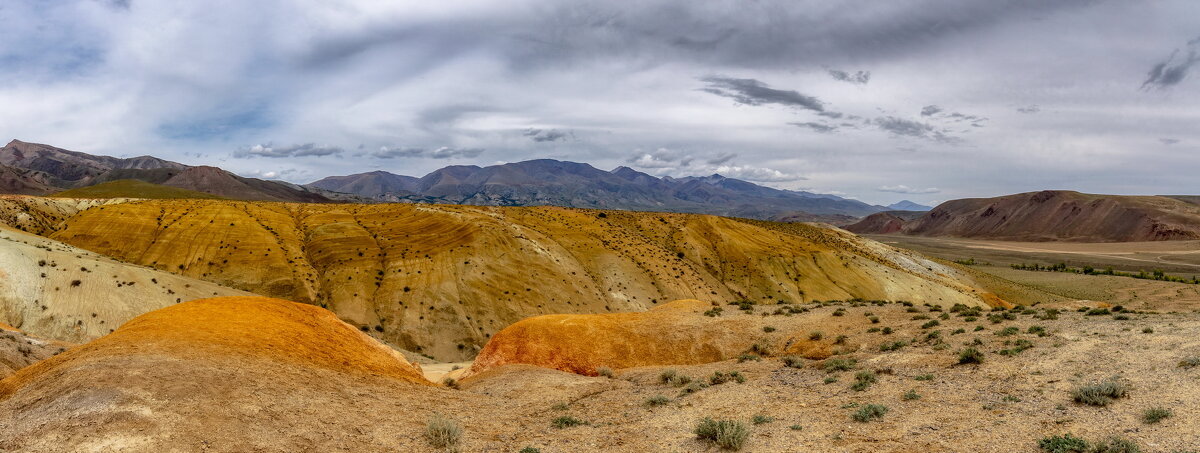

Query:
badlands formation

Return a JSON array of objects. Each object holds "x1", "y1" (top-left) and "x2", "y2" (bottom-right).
[
  {"x1": 48, "y1": 199, "x2": 998, "y2": 360},
  {"x1": 1, "y1": 196, "x2": 1196, "y2": 452}
]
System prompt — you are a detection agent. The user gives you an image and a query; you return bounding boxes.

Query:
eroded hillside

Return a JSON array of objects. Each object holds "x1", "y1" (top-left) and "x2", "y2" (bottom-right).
[{"x1": 49, "y1": 199, "x2": 999, "y2": 360}]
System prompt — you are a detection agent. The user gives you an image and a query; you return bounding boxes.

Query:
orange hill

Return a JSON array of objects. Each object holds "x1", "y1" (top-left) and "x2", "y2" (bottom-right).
[
  {"x1": 46, "y1": 199, "x2": 998, "y2": 360},
  {"x1": 0, "y1": 296, "x2": 429, "y2": 400}
]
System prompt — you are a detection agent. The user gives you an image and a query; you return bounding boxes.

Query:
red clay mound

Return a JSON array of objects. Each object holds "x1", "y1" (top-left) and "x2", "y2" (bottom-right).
[
  {"x1": 0, "y1": 296, "x2": 429, "y2": 397},
  {"x1": 465, "y1": 299, "x2": 762, "y2": 377}
]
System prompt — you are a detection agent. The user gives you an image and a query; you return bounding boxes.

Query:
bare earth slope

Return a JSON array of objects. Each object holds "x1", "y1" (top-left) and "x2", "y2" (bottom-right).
[
  {"x1": 2, "y1": 297, "x2": 1197, "y2": 452},
  {"x1": 50, "y1": 199, "x2": 996, "y2": 360},
  {"x1": 0, "y1": 297, "x2": 432, "y2": 452},
  {"x1": 0, "y1": 223, "x2": 252, "y2": 343},
  {"x1": 903, "y1": 190, "x2": 1200, "y2": 242}
]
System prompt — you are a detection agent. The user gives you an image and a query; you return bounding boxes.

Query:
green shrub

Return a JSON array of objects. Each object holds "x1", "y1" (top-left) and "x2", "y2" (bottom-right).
[
  {"x1": 881, "y1": 327, "x2": 894, "y2": 335},
  {"x1": 1142, "y1": 406, "x2": 1172, "y2": 424},
  {"x1": 879, "y1": 340, "x2": 908, "y2": 352},
  {"x1": 996, "y1": 326, "x2": 1020, "y2": 337},
  {"x1": 781, "y1": 356, "x2": 803, "y2": 368},
  {"x1": 709, "y1": 371, "x2": 746, "y2": 385},
  {"x1": 738, "y1": 353, "x2": 761, "y2": 363},
  {"x1": 823, "y1": 376, "x2": 837, "y2": 384},
  {"x1": 850, "y1": 371, "x2": 877, "y2": 391},
  {"x1": 596, "y1": 366, "x2": 614, "y2": 378},
  {"x1": 751, "y1": 414, "x2": 775, "y2": 425},
  {"x1": 425, "y1": 414, "x2": 462, "y2": 449},
  {"x1": 1179, "y1": 357, "x2": 1200, "y2": 369},
  {"x1": 914, "y1": 374, "x2": 933, "y2": 381},
  {"x1": 695, "y1": 418, "x2": 749, "y2": 450},
  {"x1": 902, "y1": 389, "x2": 921, "y2": 400},
  {"x1": 809, "y1": 331, "x2": 823, "y2": 341},
  {"x1": 921, "y1": 320, "x2": 940, "y2": 329},
  {"x1": 851, "y1": 404, "x2": 889, "y2": 422},
  {"x1": 551, "y1": 416, "x2": 586, "y2": 429},
  {"x1": 763, "y1": 326, "x2": 776, "y2": 333},
  {"x1": 958, "y1": 347, "x2": 985, "y2": 365},
  {"x1": 1089, "y1": 436, "x2": 1140, "y2": 453},
  {"x1": 1038, "y1": 434, "x2": 1089, "y2": 453},
  {"x1": 1028, "y1": 325, "x2": 1047, "y2": 336},
  {"x1": 1072, "y1": 378, "x2": 1129, "y2": 406},
  {"x1": 519, "y1": 447, "x2": 541, "y2": 453},
  {"x1": 868, "y1": 316, "x2": 880, "y2": 324},
  {"x1": 646, "y1": 395, "x2": 671, "y2": 407}
]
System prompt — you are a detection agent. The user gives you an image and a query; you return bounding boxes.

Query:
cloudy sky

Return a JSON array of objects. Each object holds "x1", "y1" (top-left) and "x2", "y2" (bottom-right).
[{"x1": 1, "y1": 0, "x2": 1198, "y2": 205}]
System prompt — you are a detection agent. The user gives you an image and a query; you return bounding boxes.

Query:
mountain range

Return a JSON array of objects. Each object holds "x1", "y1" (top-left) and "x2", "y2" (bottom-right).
[
  {"x1": 0, "y1": 140, "x2": 331, "y2": 203},
  {"x1": 305, "y1": 161, "x2": 914, "y2": 219},
  {"x1": 846, "y1": 190, "x2": 1200, "y2": 242}
]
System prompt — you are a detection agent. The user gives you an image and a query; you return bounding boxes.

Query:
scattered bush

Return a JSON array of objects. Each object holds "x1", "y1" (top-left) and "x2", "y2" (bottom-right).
[
  {"x1": 763, "y1": 326, "x2": 776, "y2": 333},
  {"x1": 709, "y1": 371, "x2": 746, "y2": 385},
  {"x1": 661, "y1": 369, "x2": 693, "y2": 387},
  {"x1": 957, "y1": 347, "x2": 984, "y2": 365},
  {"x1": 751, "y1": 414, "x2": 775, "y2": 425},
  {"x1": 1038, "y1": 434, "x2": 1090, "y2": 453},
  {"x1": 695, "y1": 418, "x2": 749, "y2": 451},
  {"x1": 996, "y1": 326, "x2": 1020, "y2": 337},
  {"x1": 596, "y1": 366, "x2": 614, "y2": 378},
  {"x1": 914, "y1": 374, "x2": 933, "y2": 381},
  {"x1": 1028, "y1": 325, "x2": 1047, "y2": 336},
  {"x1": 646, "y1": 395, "x2": 671, "y2": 407},
  {"x1": 1089, "y1": 436, "x2": 1141, "y2": 453},
  {"x1": 1142, "y1": 406, "x2": 1172, "y2": 424},
  {"x1": 902, "y1": 389, "x2": 921, "y2": 400},
  {"x1": 551, "y1": 416, "x2": 586, "y2": 429},
  {"x1": 1072, "y1": 378, "x2": 1129, "y2": 407},
  {"x1": 519, "y1": 447, "x2": 541, "y2": 453},
  {"x1": 425, "y1": 414, "x2": 462, "y2": 449},
  {"x1": 850, "y1": 371, "x2": 877, "y2": 391},
  {"x1": 781, "y1": 356, "x2": 803, "y2": 368},
  {"x1": 809, "y1": 331, "x2": 823, "y2": 341},
  {"x1": 881, "y1": 327, "x2": 894, "y2": 335},
  {"x1": 921, "y1": 320, "x2": 940, "y2": 329},
  {"x1": 851, "y1": 404, "x2": 889, "y2": 422},
  {"x1": 1179, "y1": 357, "x2": 1200, "y2": 369},
  {"x1": 879, "y1": 340, "x2": 908, "y2": 352},
  {"x1": 1141, "y1": 327, "x2": 1154, "y2": 334}
]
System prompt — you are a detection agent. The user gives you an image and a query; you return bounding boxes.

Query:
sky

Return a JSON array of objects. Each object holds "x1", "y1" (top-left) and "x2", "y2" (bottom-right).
[{"x1": 1, "y1": 0, "x2": 1198, "y2": 206}]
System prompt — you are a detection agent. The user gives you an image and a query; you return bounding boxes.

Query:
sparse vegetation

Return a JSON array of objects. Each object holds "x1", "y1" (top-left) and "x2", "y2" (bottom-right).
[
  {"x1": 551, "y1": 416, "x2": 586, "y2": 429},
  {"x1": 695, "y1": 418, "x2": 749, "y2": 451},
  {"x1": 1071, "y1": 378, "x2": 1129, "y2": 407},
  {"x1": 903, "y1": 389, "x2": 921, "y2": 400},
  {"x1": 645, "y1": 395, "x2": 671, "y2": 407},
  {"x1": 958, "y1": 347, "x2": 984, "y2": 365},
  {"x1": 425, "y1": 414, "x2": 462, "y2": 450},
  {"x1": 1142, "y1": 406, "x2": 1172, "y2": 424},
  {"x1": 751, "y1": 414, "x2": 775, "y2": 425},
  {"x1": 850, "y1": 370, "x2": 877, "y2": 391},
  {"x1": 851, "y1": 404, "x2": 889, "y2": 422},
  {"x1": 596, "y1": 366, "x2": 614, "y2": 378}
]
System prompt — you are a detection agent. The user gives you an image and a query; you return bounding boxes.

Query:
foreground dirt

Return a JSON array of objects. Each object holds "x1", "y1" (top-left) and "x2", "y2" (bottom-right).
[{"x1": 3, "y1": 297, "x2": 1197, "y2": 452}]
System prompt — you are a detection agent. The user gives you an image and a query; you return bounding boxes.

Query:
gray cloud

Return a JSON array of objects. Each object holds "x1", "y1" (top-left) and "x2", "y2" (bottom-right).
[
  {"x1": 828, "y1": 69, "x2": 870, "y2": 85},
  {"x1": 373, "y1": 146, "x2": 483, "y2": 159},
  {"x1": 790, "y1": 122, "x2": 837, "y2": 133},
  {"x1": 234, "y1": 143, "x2": 343, "y2": 158},
  {"x1": 524, "y1": 128, "x2": 569, "y2": 142},
  {"x1": 920, "y1": 105, "x2": 943, "y2": 116},
  {"x1": 1142, "y1": 37, "x2": 1200, "y2": 90},
  {"x1": 706, "y1": 152, "x2": 737, "y2": 165},
  {"x1": 878, "y1": 184, "x2": 940, "y2": 194},
  {"x1": 1016, "y1": 105, "x2": 1041, "y2": 114},
  {"x1": 699, "y1": 76, "x2": 825, "y2": 112},
  {"x1": 873, "y1": 116, "x2": 960, "y2": 143},
  {"x1": 1160, "y1": 138, "x2": 1181, "y2": 145}
]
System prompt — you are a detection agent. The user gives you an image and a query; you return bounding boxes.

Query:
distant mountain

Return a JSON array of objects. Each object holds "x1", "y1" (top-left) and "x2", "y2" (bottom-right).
[
  {"x1": 308, "y1": 160, "x2": 882, "y2": 219},
  {"x1": 857, "y1": 190, "x2": 1200, "y2": 242},
  {"x1": 0, "y1": 140, "x2": 186, "y2": 187},
  {"x1": 0, "y1": 140, "x2": 331, "y2": 203},
  {"x1": 159, "y1": 166, "x2": 330, "y2": 203},
  {"x1": 0, "y1": 164, "x2": 58, "y2": 195},
  {"x1": 886, "y1": 200, "x2": 932, "y2": 211},
  {"x1": 52, "y1": 179, "x2": 226, "y2": 200},
  {"x1": 842, "y1": 210, "x2": 926, "y2": 234}
]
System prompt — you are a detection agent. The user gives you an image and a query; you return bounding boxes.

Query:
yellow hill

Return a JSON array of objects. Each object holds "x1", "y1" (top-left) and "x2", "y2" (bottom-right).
[
  {"x1": 52, "y1": 179, "x2": 226, "y2": 200},
  {"x1": 49, "y1": 199, "x2": 1002, "y2": 360}
]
